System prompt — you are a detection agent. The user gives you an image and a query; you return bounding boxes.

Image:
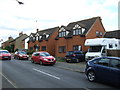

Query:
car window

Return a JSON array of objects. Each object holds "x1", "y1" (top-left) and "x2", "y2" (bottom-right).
[
  {"x1": 74, "y1": 51, "x2": 83, "y2": 54},
  {"x1": 66, "y1": 52, "x2": 73, "y2": 55},
  {"x1": 110, "y1": 59, "x2": 120, "y2": 69},
  {"x1": 97, "y1": 58, "x2": 110, "y2": 66},
  {"x1": 34, "y1": 53, "x2": 39, "y2": 56},
  {"x1": 0, "y1": 51, "x2": 9, "y2": 54},
  {"x1": 40, "y1": 52, "x2": 51, "y2": 57}
]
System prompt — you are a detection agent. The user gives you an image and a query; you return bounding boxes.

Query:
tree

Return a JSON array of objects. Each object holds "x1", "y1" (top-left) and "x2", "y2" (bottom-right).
[{"x1": 4, "y1": 46, "x2": 11, "y2": 52}]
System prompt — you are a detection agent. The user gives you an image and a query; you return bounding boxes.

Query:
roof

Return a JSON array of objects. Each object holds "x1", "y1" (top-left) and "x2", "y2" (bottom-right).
[
  {"x1": 10, "y1": 34, "x2": 28, "y2": 43},
  {"x1": 103, "y1": 30, "x2": 120, "y2": 39},
  {"x1": 2, "y1": 37, "x2": 14, "y2": 44},
  {"x1": 55, "y1": 17, "x2": 100, "y2": 40},
  {"x1": 37, "y1": 26, "x2": 59, "y2": 40}
]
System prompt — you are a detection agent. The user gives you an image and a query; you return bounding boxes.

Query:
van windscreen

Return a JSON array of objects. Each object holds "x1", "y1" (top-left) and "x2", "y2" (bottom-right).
[{"x1": 89, "y1": 46, "x2": 102, "y2": 52}]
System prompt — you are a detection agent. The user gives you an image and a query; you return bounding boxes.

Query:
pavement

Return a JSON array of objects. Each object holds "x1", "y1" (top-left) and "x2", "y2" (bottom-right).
[{"x1": 55, "y1": 61, "x2": 86, "y2": 73}]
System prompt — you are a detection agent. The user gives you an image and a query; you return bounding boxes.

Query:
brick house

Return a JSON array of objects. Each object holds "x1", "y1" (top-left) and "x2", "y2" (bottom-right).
[
  {"x1": 1, "y1": 36, "x2": 14, "y2": 49},
  {"x1": 10, "y1": 32, "x2": 28, "y2": 51},
  {"x1": 55, "y1": 17, "x2": 106, "y2": 57},
  {"x1": 28, "y1": 27, "x2": 59, "y2": 56}
]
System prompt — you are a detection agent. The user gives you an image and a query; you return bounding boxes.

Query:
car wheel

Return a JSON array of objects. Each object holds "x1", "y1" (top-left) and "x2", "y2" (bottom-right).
[
  {"x1": 87, "y1": 71, "x2": 96, "y2": 82},
  {"x1": 39, "y1": 60, "x2": 43, "y2": 65}
]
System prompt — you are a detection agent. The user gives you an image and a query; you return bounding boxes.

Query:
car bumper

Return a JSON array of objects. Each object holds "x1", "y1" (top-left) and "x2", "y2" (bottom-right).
[
  {"x1": 43, "y1": 60, "x2": 56, "y2": 65},
  {"x1": 0, "y1": 56, "x2": 11, "y2": 60}
]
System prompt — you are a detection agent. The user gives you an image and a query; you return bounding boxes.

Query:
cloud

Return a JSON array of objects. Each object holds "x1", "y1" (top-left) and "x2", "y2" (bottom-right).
[{"x1": 0, "y1": 0, "x2": 119, "y2": 46}]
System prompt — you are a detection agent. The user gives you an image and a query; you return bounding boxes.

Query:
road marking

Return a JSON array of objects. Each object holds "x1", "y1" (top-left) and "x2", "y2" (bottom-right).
[
  {"x1": 0, "y1": 72, "x2": 17, "y2": 88},
  {"x1": 33, "y1": 68, "x2": 60, "y2": 80}
]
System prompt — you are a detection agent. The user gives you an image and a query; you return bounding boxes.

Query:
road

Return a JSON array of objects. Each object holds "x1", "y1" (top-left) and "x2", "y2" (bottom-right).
[{"x1": 0, "y1": 59, "x2": 118, "y2": 89}]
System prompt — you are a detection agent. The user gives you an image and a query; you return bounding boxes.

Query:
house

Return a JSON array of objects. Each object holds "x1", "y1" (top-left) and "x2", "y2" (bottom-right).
[
  {"x1": 1, "y1": 36, "x2": 14, "y2": 50},
  {"x1": 55, "y1": 17, "x2": 106, "y2": 57},
  {"x1": 28, "y1": 27, "x2": 59, "y2": 56},
  {"x1": 103, "y1": 30, "x2": 120, "y2": 39},
  {"x1": 10, "y1": 32, "x2": 28, "y2": 51}
]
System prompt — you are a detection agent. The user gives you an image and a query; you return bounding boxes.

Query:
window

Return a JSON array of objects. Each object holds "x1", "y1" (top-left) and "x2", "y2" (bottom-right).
[
  {"x1": 97, "y1": 58, "x2": 110, "y2": 66},
  {"x1": 100, "y1": 32, "x2": 103, "y2": 36},
  {"x1": 73, "y1": 45, "x2": 81, "y2": 51},
  {"x1": 59, "y1": 31, "x2": 66, "y2": 37},
  {"x1": 30, "y1": 47, "x2": 33, "y2": 50},
  {"x1": 59, "y1": 46, "x2": 66, "y2": 53},
  {"x1": 33, "y1": 37, "x2": 36, "y2": 41},
  {"x1": 73, "y1": 29, "x2": 81, "y2": 35},
  {"x1": 41, "y1": 46, "x2": 46, "y2": 51},
  {"x1": 109, "y1": 44, "x2": 113, "y2": 48},
  {"x1": 96, "y1": 31, "x2": 99, "y2": 37},
  {"x1": 110, "y1": 59, "x2": 120, "y2": 69},
  {"x1": 29, "y1": 37, "x2": 33, "y2": 41}
]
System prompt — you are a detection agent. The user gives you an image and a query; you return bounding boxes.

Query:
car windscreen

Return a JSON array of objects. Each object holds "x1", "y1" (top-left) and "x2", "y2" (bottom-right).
[
  {"x1": 0, "y1": 51, "x2": 9, "y2": 54},
  {"x1": 40, "y1": 52, "x2": 51, "y2": 57},
  {"x1": 89, "y1": 46, "x2": 102, "y2": 52},
  {"x1": 74, "y1": 51, "x2": 83, "y2": 54},
  {"x1": 19, "y1": 51, "x2": 27, "y2": 55}
]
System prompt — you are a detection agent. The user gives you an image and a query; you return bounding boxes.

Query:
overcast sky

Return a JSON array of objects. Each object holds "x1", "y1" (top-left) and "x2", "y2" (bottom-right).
[{"x1": 0, "y1": 0, "x2": 119, "y2": 46}]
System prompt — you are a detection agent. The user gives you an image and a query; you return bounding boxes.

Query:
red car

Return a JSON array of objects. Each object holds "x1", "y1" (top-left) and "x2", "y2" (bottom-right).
[
  {"x1": 31, "y1": 52, "x2": 56, "y2": 65},
  {"x1": 0, "y1": 50, "x2": 11, "y2": 60},
  {"x1": 14, "y1": 51, "x2": 29, "y2": 60}
]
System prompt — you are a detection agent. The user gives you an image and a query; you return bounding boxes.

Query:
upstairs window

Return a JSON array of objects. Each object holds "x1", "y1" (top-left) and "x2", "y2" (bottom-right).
[
  {"x1": 73, "y1": 29, "x2": 81, "y2": 35},
  {"x1": 59, "y1": 31, "x2": 66, "y2": 37},
  {"x1": 33, "y1": 37, "x2": 36, "y2": 41},
  {"x1": 29, "y1": 37, "x2": 33, "y2": 41},
  {"x1": 73, "y1": 24, "x2": 85, "y2": 35}
]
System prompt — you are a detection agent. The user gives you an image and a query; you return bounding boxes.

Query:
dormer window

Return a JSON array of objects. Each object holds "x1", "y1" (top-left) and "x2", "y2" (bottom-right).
[
  {"x1": 29, "y1": 37, "x2": 33, "y2": 41},
  {"x1": 73, "y1": 29, "x2": 81, "y2": 35},
  {"x1": 33, "y1": 37, "x2": 36, "y2": 41},
  {"x1": 59, "y1": 31, "x2": 68, "y2": 37},
  {"x1": 73, "y1": 24, "x2": 86, "y2": 35}
]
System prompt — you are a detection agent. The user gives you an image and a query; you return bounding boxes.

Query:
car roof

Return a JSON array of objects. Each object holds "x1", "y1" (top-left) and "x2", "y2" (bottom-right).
[
  {"x1": 0, "y1": 50, "x2": 9, "y2": 51},
  {"x1": 95, "y1": 56, "x2": 120, "y2": 61},
  {"x1": 35, "y1": 51, "x2": 48, "y2": 53}
]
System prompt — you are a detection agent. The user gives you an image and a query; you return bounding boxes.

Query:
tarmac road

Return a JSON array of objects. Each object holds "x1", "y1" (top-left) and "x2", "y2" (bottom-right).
[{"x1": 0, "y1": 59, "x2": 118, "y2": 89}]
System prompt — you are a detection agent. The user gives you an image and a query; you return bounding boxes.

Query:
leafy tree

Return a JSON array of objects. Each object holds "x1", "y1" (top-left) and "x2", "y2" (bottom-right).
[{"x1": 4, "y1": 46, "x2": 11, "y2": 52}]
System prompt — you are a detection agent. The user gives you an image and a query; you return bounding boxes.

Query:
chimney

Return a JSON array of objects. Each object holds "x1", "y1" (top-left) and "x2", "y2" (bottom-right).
[
  {"x1": 19, "y1": 32, "x2": 23, "y2": 36},
  {"x1": 8, "y1": 36, "x2": 12, "y2": 40},
  {"x1": 36, "y1": 29, "x2": 39, "y2": 32}
]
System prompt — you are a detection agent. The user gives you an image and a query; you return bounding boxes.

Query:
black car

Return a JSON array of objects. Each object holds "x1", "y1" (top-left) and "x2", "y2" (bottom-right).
[
  {"x1": 65, "y1": 51, "x2": 85, "y2": 63},
  {"x1": 85, "y1": 56, "x2": 120, "y2": 87}
]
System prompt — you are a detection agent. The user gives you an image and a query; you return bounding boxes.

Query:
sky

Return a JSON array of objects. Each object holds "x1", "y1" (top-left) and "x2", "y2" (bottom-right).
[{"x1": 0, "y1": 0, "x2": 119, "y2": 46}]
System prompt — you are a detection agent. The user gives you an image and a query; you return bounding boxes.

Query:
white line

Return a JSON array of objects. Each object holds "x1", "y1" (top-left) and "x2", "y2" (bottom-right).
[
  {"x1": 33, "y1": 68, "x2": 60, "y2": 80},
  {"x1": 0, "y1": 72, "x2": 17, "y2": 88}
]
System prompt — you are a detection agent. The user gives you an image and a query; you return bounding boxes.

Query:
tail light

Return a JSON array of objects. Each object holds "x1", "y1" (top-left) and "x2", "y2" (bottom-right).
[{"x1": 73, "y1": 54, "x2": 76, "y2": 57}]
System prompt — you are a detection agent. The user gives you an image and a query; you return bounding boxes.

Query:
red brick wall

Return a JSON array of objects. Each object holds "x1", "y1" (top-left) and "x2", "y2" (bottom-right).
[{"x1": 55, "y1": 18, "x2": 106, "y2": 58}]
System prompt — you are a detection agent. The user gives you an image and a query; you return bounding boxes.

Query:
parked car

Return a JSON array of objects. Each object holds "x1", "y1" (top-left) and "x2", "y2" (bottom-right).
[
  {"x1": 0, "y1": 50, "x2": 11, "y2": 60},
  {"x1": 31, "y1": 51, "x2": 56, "y2": 65},
  {"x1": 85, "y1": 56, "x2": 120, "y2": 86},
  {"x1": 65, "y1": 51, "x2": 85, "y2": 63},
  {"x1": 14, "y1": 51, "x2": 29, "y2": 60}
]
